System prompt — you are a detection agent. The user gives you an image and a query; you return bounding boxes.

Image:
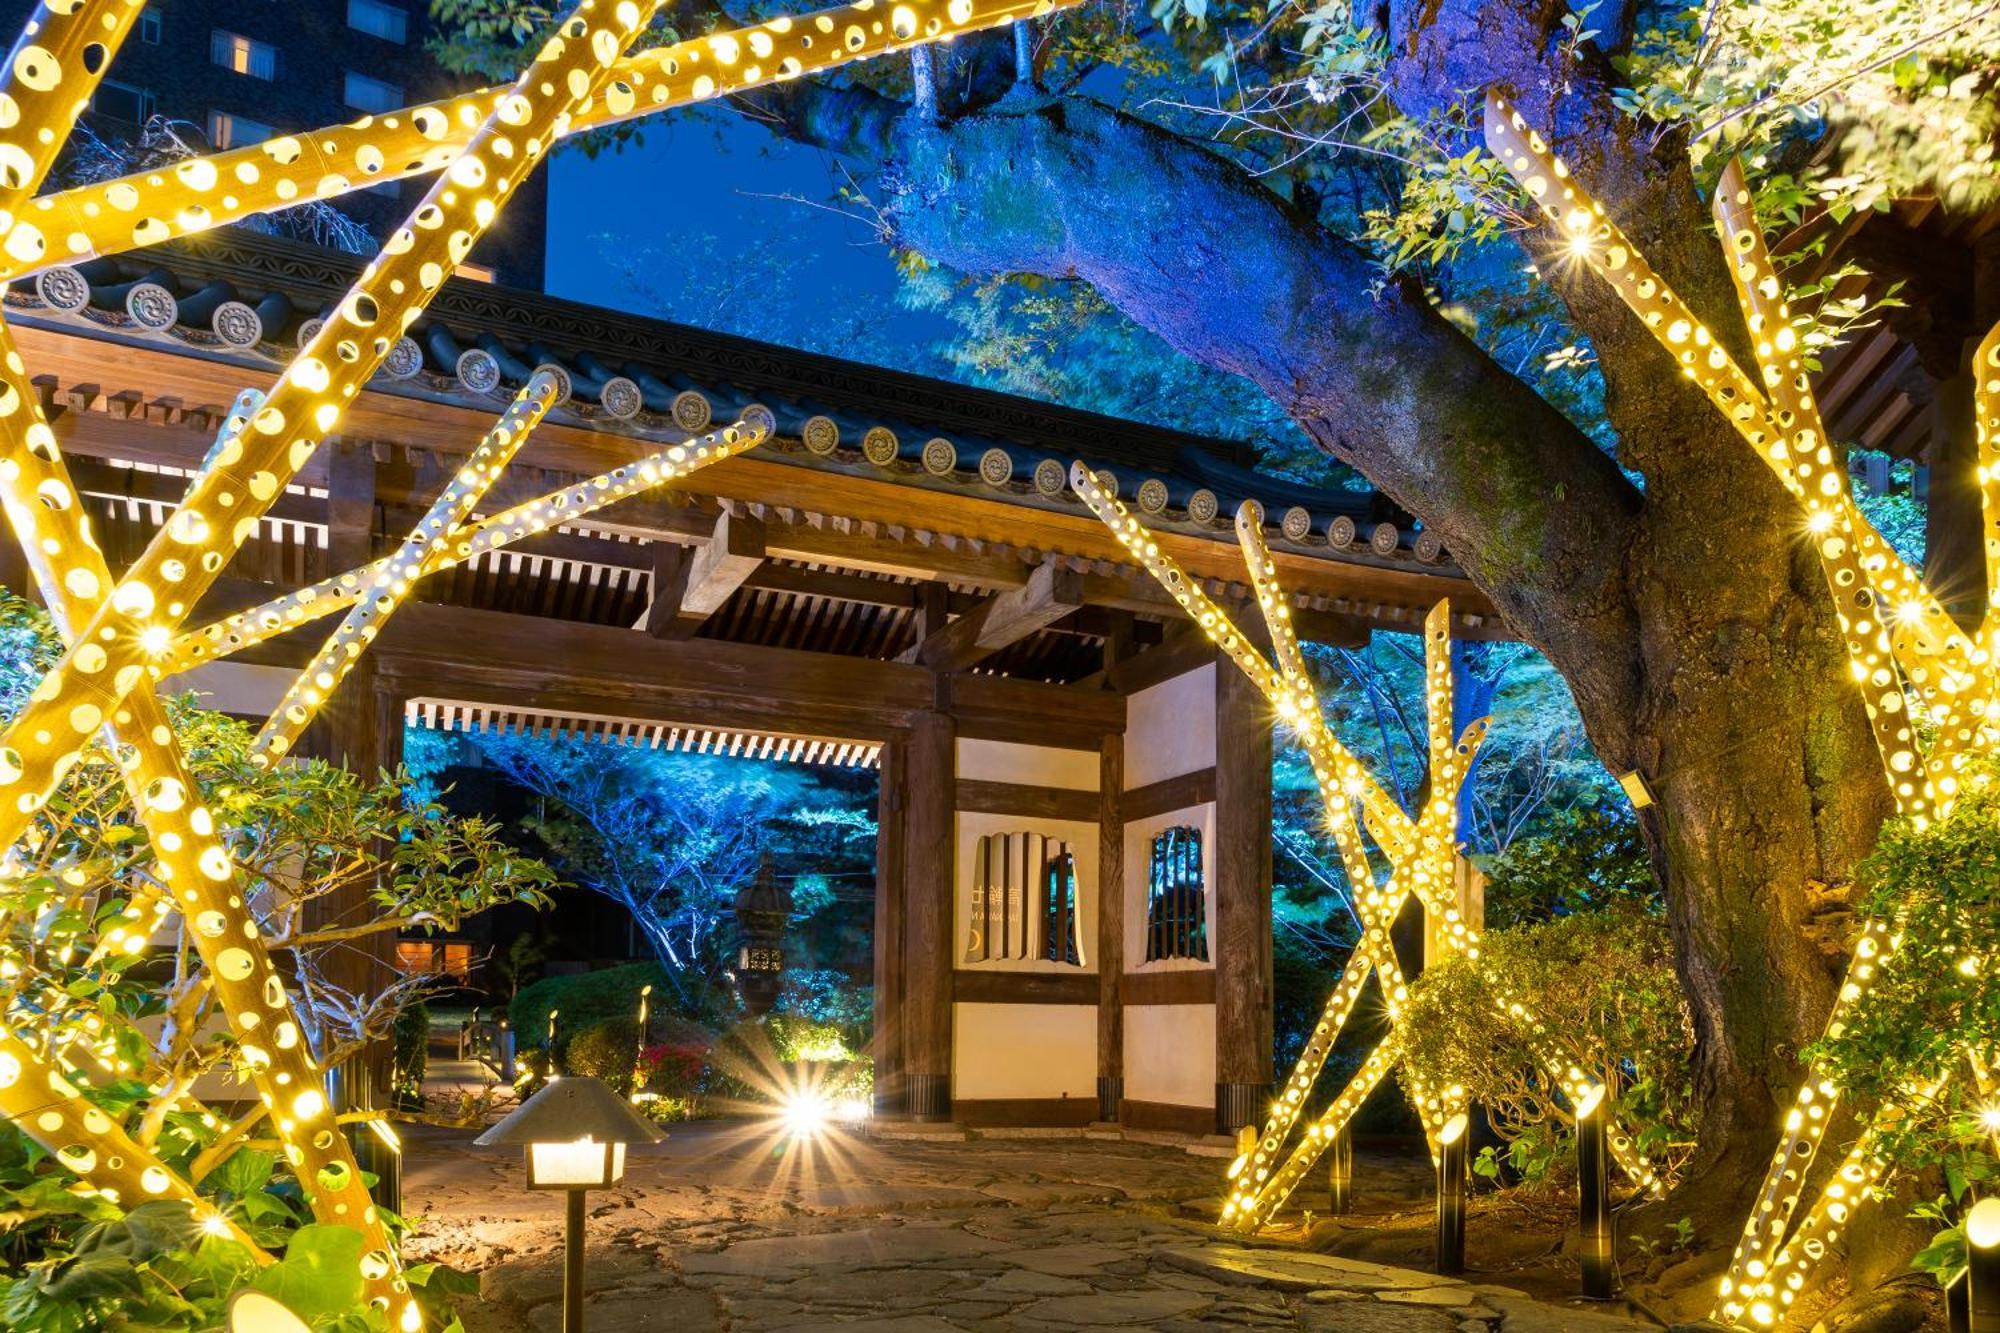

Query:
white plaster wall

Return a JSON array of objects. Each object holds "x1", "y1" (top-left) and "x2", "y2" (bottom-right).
[
  {"x1": 1123, "y1": 1004, "x2": 1216, "y2": 1108},
  {"x1": 957, "y1": 738, "x2": 1099, "y2": 791},
  {"x1": 162, "y1": 661, "x2": 298, "y2": 718},
  {"x1": 954, "y1": 811, "x2": 1098, "y2": 973},
  {"x1": 1123, "y1": 803, "x2": 1217, "y2": 973},
  {"x1": 952, "y1": 1002, "x2": 1097, "y2": 1101},
  {"x1": 1124, "y1": 662, "x2": 1216, "y2": 790}
]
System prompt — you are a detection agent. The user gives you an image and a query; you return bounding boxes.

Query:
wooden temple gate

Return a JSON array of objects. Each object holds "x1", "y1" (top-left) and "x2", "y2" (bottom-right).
[{"x1": 4, "y1": 230, "x2": 1502, "y2": 1134}]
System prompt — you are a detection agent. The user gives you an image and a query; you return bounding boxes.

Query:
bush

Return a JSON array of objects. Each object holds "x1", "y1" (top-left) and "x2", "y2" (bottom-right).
[
  {"x1": 509, "y1": 962, "x2": 677, "y2": 1055},
  {"x1": 1400, "y1": 905, "x2": 1697, "y2": 1186},
  {"x1": 1813, "y1": 764, "x2": 2000, "y2": 1281},
  {"x1": 565, "y1": 1018, "x2": 642, "y2": 1094},
  {"x1": 1482, "y1": 805, "x2": 1657, "y2": 926},
  {"x1": 641, "y1": 1042, "x2": 710, "y2": 1099}
]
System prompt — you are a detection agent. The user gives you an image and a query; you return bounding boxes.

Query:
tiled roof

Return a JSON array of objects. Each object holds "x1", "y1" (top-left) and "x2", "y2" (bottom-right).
[{"x1": 10, "y1": 228, "x2": 1453, "y2": 572}]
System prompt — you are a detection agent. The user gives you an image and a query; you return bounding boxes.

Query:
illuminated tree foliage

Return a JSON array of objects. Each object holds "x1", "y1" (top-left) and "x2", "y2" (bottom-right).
[{"x1": 0, "y1": 593, "x2": 552, "y2": 1330}]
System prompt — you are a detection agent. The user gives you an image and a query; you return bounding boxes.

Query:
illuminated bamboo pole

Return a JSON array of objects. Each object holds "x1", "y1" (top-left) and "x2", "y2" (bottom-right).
[
  {"x1": 0, "y1": 1, "x2": 149, "y2": 212},
  {"x1": 1731, "y1": 1078, "x2": 1946, "y2": 1328},
  {"x1": 1479, "y1": 94, "x2": 1971, "y2": 701},
  {"x1": 0, "y1": 1028, "x2": 266, "y2": 1255},
  {"x1": 0, "y1": 0, "x2": 1075, "y2": 283},
  {"x1": 0, "y1": 328, "x2": 405, "y2": 1308},
  {"x1": 252, "y1": 373, "x2": 561, "y2": 764},
  {"x1": 162, "y1": 411, "x2": 773, "y2": 674},
  {"x1": 1710, "y1": 165, "x2": 1986, "y2": 794},
  {"x1": 1076, "y1": 466, "x2": 1665, "y2": 1231},
  {"x1": 1482, "y1": 95, "x2": 1968, "y2": 822},
  {"x1": 0, "y1": 3, "x2": 672, "y2": 1322},
  {"x1": 0, "y1": 0, "x2": 668, "y2": 859},
  {"x1": 1483, "y1": 94, "x2": 1999, "y2": 1329}
]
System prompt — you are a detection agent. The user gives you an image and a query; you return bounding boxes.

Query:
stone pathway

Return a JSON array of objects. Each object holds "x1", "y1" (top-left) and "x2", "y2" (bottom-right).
[{"x1": 401, "y1": 1121, "x2": 1654, "y2": 1332}]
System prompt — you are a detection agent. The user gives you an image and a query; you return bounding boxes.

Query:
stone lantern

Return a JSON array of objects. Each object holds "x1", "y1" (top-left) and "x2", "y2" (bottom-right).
[{"x1": 732, "y1": 853, "x2": 792, "y2": 1015}]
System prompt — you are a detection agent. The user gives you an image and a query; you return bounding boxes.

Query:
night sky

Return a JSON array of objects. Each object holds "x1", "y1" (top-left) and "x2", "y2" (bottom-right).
[{"x1": 545, "y1": 105, "x2": 955, "y2": 363}]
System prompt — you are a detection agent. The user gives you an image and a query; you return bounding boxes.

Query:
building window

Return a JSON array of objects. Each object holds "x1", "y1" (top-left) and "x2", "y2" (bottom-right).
[
  {"x1": 211, "y1": 30, "x2": 277, "y2": 80},
  {"x1": 965, "y1": 830, "x2": 1083, "y2": 966},
  {"x1": 90, "y1": 81, "x2": 156, "y2": 125},
  {"x1": 343, "y1": 71, "x2": 405, "y2": 114},
  {"x1": 347, "y1": 0, "x2": 409, "y2": 43},
  {"x1": 208, "y1": 111, "x2": 274, "y2": 151},
  {"x1": 394, "y1": 940, "x2": 472, "y2": 979},
  {"x1": 139, "y1": 11, "x2": 162, "y2": 43},
  {"x1": 1144, "y1": 825, "x2": 1208, "y2": 962},
  {"x1": 1041, "y1": 848, "x2": 1081, "y2": 965}
]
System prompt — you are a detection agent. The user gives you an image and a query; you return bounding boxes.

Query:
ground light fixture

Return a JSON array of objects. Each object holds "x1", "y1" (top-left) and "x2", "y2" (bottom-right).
[
  {"x1": 1969, "y1": 1197, "x2": 2000, "y2": 1333},
  {"x1": 1435, "y1": 1112, "x2": 1469, "y2": 1276},
  {"x1": 476, "y1": 1076, "x2": 666, "y2": 1333},
  {"x1": 1575, "y1": 1086, "x2": 1614, "y2": 1298}
]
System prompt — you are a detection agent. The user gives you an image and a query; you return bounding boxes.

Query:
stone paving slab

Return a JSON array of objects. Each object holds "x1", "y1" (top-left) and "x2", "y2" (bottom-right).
[{"x1": 400, "y1": 1122, "x2": 1658, "y2": 1333}]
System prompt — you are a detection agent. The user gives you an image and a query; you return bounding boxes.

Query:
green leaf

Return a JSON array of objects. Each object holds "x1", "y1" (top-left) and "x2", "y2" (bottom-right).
[
  {"x1": 212, "y1": 1146, "x2": 277, "y2": 1197},
  {"x1": 252, "y1": 1225, "x2": 368, "y2": 1321}
]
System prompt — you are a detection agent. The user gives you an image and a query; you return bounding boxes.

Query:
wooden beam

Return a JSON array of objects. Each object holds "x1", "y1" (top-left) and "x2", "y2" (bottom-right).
[
  {"x1": 905, "y1": 558, "x2": 1083, "y2": 670},
  {"x1": 642, "y1": 542, "x2": 689, "y2": 638},
  {"x1": 1098, "y1": 733, "x2": 1124, "y2": 1117},
  {"x1": 954, "y1": 778, "x2": 1099, "y2": 822},
  {"x1": 14, "y1": 324, "x2": 1500, "y2": 633},
  {"x1": 680, "y1": 509, "x2": 766, "y2": 617}
]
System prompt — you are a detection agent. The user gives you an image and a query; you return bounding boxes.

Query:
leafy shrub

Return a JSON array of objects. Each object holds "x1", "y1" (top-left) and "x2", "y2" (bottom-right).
[
  {"x1": 1813, "y1": 764, "x2": 2000, "y2": 1281},
  {"x1": 565, "y1": 1018, "x2": 642, "y2": 1094},
  {"x1": 1400, "y1": 905, "x2": 1697, "y2": 1185},
  {"x1": 1481, "y1": 805, "x2": 1658, "y2": 927},
  {"x1": 509, "y1": 962, "x2": 676, "y2": 1055},
  {"x1": 763, "y1": 1013, "x2": 852, "y2": 1063},
  {"x1": 641, "y1": 1042, "x2": 710, "y2": 1100},
  {"x1": 0, "y1": 592, "x2": 542, "y2": 1329}
]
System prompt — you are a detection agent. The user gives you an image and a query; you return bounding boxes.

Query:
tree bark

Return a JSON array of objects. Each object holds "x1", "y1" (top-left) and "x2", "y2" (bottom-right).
[{"x1": 744, "y1": 0, "x2": 1894, "y2": 1226}]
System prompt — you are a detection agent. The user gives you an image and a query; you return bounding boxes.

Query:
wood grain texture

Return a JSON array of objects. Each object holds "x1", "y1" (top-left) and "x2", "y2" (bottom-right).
[
  {"x1": 1098, "y1": 733, "x2": 1124, "y2": 1083},
  {"x1": 1119, "y1": 970, "x2": 1217, "y2": 1005},
  {"x1": 1212, "y1": 661, "x2": 1274, "y2": 1090},
  {"x1": 1124, "y1": 767, "x2": 1218, "y2": 821},
  {"x1": 954, "y1": 779, "x2": 1100, "y2": 822},
  {"x1": 901, "y1": 711, "x2": 956, "y2": 1088},
  {"x1": 952, "y1": 971, "x2": 1099, "y2": 1004}
]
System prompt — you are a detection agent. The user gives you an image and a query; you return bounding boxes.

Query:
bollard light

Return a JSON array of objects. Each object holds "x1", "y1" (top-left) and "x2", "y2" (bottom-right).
[
  {"x1": 1328, "y1": 1122, "x2": 1353, "y2": 1216},
  {"x1": 476, "y1": 1076, "x2": 666, "y2": 1333},
  {"x1": 1576, "y1": 1085, "x2": 1614, "y2": 1298},
  {"x1": 1969, "y1": 1197, "x2": 2000, "y2": 1333},
  {"x1": 631, "y1": 984, "x2": 653, "y2": 1101},
  {"x1": 1435, "y1": 1112, "x2": 1469, "y2": 1277}
]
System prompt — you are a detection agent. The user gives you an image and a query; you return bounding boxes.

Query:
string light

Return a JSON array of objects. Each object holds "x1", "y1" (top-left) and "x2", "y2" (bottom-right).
[
  {"x1": 1483, "y1": 93, "x2": 2000, "y2": 1329},
  {"x1": 1071, "y1": 467, "x2": 1664, "y2": 1232},
  {"x1": 0, "y1": 0, "x2": 1059, "y2": 1324}
]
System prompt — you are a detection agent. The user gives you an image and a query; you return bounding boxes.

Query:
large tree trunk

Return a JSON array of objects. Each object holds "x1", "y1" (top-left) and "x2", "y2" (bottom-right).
[{"x1": 748, "y1": 0, "x2": 1893, "y2": 1229}]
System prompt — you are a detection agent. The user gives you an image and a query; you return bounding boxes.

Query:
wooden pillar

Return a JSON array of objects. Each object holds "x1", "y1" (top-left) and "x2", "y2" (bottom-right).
[
  {"x1": 900, "y1": 710, "x2": 955, "y2": 1119},
  {"x1": 1096, "y1": 732, "x2": 1124, "y2": 1121},
  {"x1": 1212, "y1": 659, "x2": 1273, "y2": 1133},
  {"x1": 1928, "y1": 364, "x2": 1986, "y2": 633},
  {"x1": 325, "y1": 438, "x2": 376, "y2": 574},
  {"x1": 871, "y1": 740, "x2": 908, "y2": 1116}
]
